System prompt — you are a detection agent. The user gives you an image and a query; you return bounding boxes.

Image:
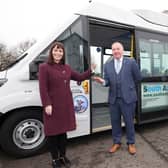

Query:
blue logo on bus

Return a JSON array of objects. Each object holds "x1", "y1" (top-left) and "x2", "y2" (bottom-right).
[{"x1": 74, "y1": 95, "x2": 88, "y2": 113}]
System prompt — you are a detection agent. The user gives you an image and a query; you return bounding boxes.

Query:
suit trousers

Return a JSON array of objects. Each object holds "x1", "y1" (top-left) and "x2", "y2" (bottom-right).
[{"x1": 110, "y1": 98, "x2": 136, "y2": 144}]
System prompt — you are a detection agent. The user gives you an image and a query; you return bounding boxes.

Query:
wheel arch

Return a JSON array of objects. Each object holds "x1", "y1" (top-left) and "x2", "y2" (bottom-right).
[
  {"x1": 0, "y1": 106, "x2": 43, "y2": 141},
  {"x1": 0, "y1": 106, "x2": 46, "y2": 157}
]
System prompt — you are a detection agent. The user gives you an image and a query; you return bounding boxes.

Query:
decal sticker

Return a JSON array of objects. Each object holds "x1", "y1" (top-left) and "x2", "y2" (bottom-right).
[
  {"x1": 74, "y1": 95, "x2": 88, "y2": 113},
  {"x1": 82, "y1": 80, "x2": 89, "y2": 94}
]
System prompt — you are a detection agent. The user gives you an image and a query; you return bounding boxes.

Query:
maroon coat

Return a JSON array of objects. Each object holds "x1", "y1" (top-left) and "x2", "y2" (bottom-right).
[{"x1": 39, "y1": 63, "x2": 91, "y2": 136}]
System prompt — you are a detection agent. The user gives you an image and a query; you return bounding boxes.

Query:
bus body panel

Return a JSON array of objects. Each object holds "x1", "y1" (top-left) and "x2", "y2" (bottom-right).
[{"x1": 0, "y1": 2, "x2": 168, "y2": 157}]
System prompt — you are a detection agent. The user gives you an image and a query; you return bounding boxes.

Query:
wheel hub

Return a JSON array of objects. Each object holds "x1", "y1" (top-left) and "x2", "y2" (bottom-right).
[{"x1": 13, "y1": 119, "x2": 45, "y2": 150}]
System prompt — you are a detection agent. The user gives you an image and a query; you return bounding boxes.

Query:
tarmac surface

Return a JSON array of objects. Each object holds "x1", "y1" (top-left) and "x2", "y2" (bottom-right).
[
  {"x1": 139, "y1": 120, "x2": 168, "y2": 162},
  {"x1": 0, "y1": 121, "x2": 168, "y2": 168}
]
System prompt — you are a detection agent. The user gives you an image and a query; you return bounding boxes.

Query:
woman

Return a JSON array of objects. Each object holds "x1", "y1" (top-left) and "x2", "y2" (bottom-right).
[{"x1": 39, "y1": 42, "x2": 95, "y2": 168}]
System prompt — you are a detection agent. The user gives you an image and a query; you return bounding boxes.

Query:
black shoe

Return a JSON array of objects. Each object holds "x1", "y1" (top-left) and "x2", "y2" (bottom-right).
[
  {"x1": 60, "y1": 156, "x2": 71, "y2": 168},
  {"x1": 52, "y1": 159, "x2": 62, "y2": 168}
]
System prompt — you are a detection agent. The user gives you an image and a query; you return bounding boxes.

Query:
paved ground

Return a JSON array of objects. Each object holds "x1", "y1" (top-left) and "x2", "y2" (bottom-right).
[
  {"x1": 0, "y1": 121, "x2": 168, "y2": 168},
  {"x1": 139, "y1": 120, "x2": 168, "y2": 162}
]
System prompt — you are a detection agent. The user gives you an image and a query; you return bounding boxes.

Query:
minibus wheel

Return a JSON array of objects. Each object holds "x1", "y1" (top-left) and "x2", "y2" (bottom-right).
[{"x1": 0, "y1": 109, "x2": 47, "y2": 157}]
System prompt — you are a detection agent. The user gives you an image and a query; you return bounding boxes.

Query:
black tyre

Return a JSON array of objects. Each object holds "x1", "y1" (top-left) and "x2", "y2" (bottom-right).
[{"x1": 0, "y1": 109, "x2": 47, "y2": 158}]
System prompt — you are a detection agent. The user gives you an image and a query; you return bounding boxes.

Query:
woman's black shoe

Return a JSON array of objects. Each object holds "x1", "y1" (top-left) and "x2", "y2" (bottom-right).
[
  {"x1": 52, "y1": 159, "x2": 62, "y2": 168},
  {"x1": 60, "y1": 156, "x2": 71, "y2": 168}
]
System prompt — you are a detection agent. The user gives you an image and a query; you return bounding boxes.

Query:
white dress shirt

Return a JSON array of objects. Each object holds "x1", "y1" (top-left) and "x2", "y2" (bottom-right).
[
  {"x1": 114, "y1": 57, "x2": 123, "y2": 74},
  {"x1": 102, "y1": 56, "x2": 123, "y2": 86}
]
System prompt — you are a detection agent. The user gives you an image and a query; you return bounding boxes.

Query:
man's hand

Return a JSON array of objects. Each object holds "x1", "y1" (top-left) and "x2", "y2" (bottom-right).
[{"x1": 92, "y1": 76, "x2": 105, "y2": 84}]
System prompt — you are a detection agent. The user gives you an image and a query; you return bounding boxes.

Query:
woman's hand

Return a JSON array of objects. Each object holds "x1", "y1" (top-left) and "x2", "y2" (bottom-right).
[
  {"x1": 92, "y1": 76, "x2": 105, "y2": 84},
  {"x1": 45, "y1": 105, "x2": 52, "y2": 116},
  {"x1": 91, "y1": 63, "x2": 96, "y2": 71}
]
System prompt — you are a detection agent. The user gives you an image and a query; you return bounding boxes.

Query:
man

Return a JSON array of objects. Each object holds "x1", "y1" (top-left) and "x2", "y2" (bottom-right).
[{"x1": 93, "y1": 42, "x2": 141, "y2": 155}]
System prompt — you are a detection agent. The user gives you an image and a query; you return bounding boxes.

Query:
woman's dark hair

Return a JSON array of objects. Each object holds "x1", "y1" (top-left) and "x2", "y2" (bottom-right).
[{"x1": 47, "y1": 41, "x2": 65, "y2": 64}]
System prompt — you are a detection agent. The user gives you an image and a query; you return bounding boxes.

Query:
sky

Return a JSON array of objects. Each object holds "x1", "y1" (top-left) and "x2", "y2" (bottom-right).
[{"x1": 0, "y1": 0, "x2": 167, "y2": 48}]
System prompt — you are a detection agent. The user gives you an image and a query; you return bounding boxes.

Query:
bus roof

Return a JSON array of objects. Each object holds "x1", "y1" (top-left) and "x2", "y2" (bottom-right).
[
  {"x1": 77, "y1": 2, "x2": 168, "y2": 33},
  {"x1": 20, "y1": 2, "x2": 168, "y2": 66}
]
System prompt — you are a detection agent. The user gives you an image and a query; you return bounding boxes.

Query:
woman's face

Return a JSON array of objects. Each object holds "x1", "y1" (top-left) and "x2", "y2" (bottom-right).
[{"x1": 52, "y1": 45, "x2": 64, "y2": 63}]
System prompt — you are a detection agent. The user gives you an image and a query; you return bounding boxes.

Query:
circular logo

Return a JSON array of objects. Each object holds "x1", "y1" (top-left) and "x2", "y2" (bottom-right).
[{"x1": 74, "y1": 95, "x2": 88, "y2": 113}]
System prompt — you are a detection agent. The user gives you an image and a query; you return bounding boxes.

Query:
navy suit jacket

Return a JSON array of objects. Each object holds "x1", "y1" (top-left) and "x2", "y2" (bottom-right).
[{"x1": 104, "y1": 57, "x2": 141, "y2": 104}]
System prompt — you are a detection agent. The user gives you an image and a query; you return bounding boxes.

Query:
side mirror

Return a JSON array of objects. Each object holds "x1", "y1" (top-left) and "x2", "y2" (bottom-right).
[
  {"x1": 29, "y1": 55, "x2": 47, "y2": 80},
  {"x1": 29, "y1": 62, "x2": 39, "y2": 80}
]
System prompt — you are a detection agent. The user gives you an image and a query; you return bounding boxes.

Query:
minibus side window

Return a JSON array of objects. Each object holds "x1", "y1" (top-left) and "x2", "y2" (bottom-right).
[
  {"x1": 57, "y1": 17, "x2": 89, "y2": 73},
  {"x1": 29, "y1": 16, "x2": 89, "y2": 80},
  {"x1": 139, "y1": 38, "x2": 168, "y2": 77}
]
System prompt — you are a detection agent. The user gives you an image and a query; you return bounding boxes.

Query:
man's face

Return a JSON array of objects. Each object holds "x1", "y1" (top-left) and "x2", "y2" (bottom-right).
[{"x1": 112, "y1": 43, "x2": 124, "y2": 60}]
